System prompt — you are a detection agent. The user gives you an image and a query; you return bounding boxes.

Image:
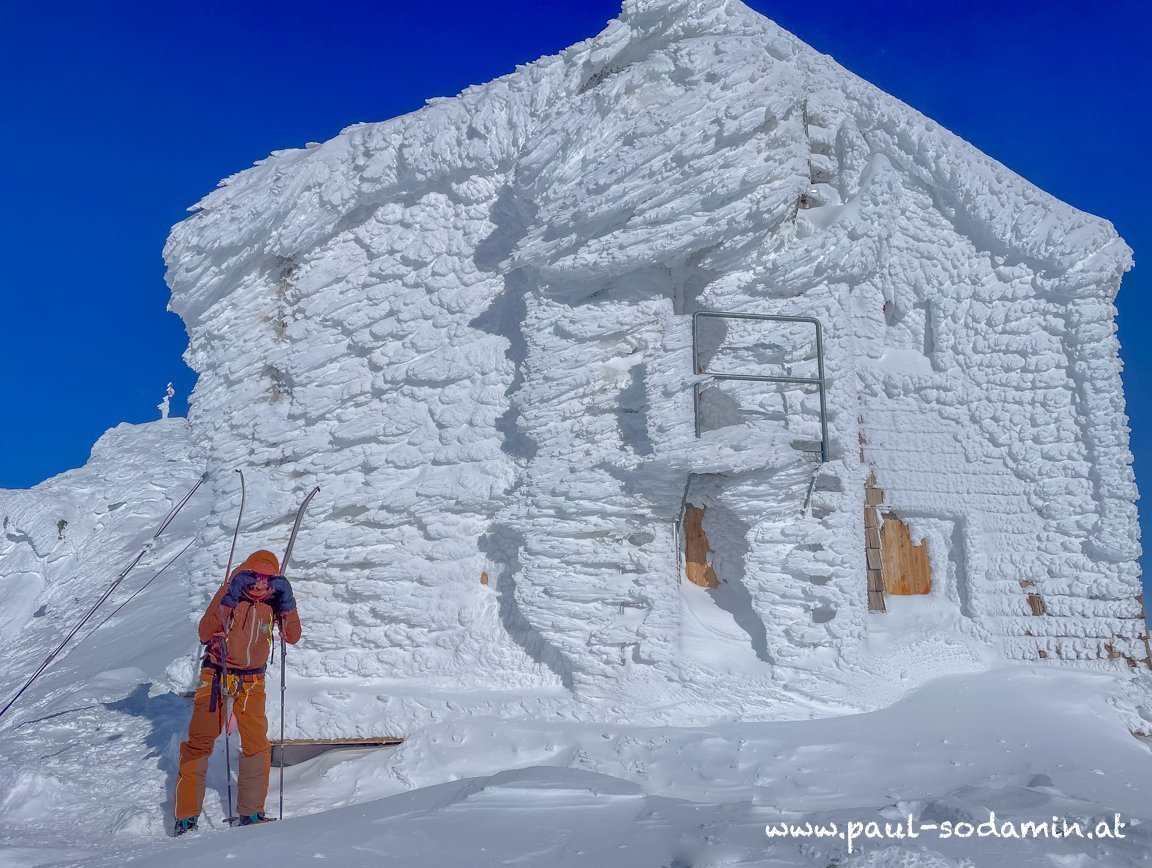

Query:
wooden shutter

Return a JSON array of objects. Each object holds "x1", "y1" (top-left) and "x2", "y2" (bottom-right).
[
  {"x1": 683, "y1": 505, "x2": 719, "y2": 588},
  {"x1": 880, "y1": 516, "x2": 932, "y2": 595}
]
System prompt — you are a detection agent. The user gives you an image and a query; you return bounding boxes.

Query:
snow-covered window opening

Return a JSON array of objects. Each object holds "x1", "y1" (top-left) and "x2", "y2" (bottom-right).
[{"x1": 691, "y1": 311, "x2": 828, "y2": 462}]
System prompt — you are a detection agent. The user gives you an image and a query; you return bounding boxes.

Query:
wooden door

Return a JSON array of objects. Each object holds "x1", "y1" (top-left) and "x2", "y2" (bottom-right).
[
  {"x1": 683, "y1": 505, "x2": 719, "y2": 588},
  {"x1": 881, "y1": 516, "x2": 932, "y2": 595}
]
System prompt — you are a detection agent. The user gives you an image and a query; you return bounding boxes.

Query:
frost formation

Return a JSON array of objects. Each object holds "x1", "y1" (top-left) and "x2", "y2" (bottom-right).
[{"x1": 6, "y1": 0, "x2": 1144, "y2": 737}]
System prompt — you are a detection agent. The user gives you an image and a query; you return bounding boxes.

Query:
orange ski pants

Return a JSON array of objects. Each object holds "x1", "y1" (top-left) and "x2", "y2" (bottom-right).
[{"x1": 175, "y1": 668, "x2": 272, "y2": 820}]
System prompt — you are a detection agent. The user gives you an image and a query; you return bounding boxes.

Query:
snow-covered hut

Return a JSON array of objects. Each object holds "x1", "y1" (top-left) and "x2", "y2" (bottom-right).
[{"x1": 156, "y1": 0, "x2": 1144, "y2": 734}]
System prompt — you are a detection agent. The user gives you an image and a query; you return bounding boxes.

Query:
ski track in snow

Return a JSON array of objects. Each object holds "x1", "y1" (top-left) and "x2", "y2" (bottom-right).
[{"x1": 2, "y1": 0, "x2": 1149, "y2": 864}]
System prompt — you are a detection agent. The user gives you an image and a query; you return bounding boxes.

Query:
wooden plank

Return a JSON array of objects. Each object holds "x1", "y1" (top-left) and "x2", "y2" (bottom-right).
[
  {"x1": 683, "y1": 505, "x2": 719, "y2": 589},
  {"x1": 881, "y1": 516, "x2": 932, "y2": 595},
  {"x1": 1025, "y1": 593, "x2": 1047, "y2": 617},
  {"x1": 868, "y1": 587, "x2": 888, "y2": 614},
  {"x1": 278, "y1": 738, "x2": 404, "y2": 746},
  {"x1": 272, "y1": 738, "x2": 404, "y2": 768},
  {"x1": 867, "y1": 559, "x2": 888, "y2": 612},
  {"x1": 1019, "y1": 579, "x2": 1046, "y2": 616},
  {"x1": 864, "y1": 473, "x2": 889, "y2": 612},
  {"x1": 1138, "y1": 594, "x2": 1152, "y2": 670}
]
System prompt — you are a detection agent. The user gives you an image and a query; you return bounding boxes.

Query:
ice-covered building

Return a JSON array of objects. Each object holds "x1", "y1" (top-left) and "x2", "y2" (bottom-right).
[{"x1": 29, "y1": 0, "x2": 1146, "y2": 736}]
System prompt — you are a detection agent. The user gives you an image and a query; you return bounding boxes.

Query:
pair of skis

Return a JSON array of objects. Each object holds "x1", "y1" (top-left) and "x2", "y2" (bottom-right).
[{"x1": 219, "y1": 470, "x2": 319, "y2": 826}]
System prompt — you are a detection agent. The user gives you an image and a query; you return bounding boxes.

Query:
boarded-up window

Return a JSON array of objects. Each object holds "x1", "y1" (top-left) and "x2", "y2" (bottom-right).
[
  {"x1": 881, "y1": 516, "x2": 932, "y2": 595},
  {"x1": 683, "y1": 505, "x2": 719, "y2": 588}
]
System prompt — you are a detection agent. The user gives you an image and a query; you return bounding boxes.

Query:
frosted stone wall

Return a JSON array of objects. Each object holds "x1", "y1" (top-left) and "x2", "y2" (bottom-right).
[{"x1": 164, "y1": 0, "x2": 1141, "y2": 732}]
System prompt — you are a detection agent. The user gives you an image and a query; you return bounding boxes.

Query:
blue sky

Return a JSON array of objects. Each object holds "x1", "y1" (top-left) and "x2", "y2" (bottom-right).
[{"x1": 0, "y1": 0, "x2": 1147, "y2": 579}]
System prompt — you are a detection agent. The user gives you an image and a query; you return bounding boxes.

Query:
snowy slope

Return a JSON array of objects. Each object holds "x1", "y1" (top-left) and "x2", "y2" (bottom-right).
[
  {"x1": 0, "y1": 421, "x2": 207, "y2": 850},
  {"x1": 0, "y1": 420, "x2": 202, "y2": 706},
  {"x1": 7, "y1": 667, "x2": 1152, "y2": 867}
]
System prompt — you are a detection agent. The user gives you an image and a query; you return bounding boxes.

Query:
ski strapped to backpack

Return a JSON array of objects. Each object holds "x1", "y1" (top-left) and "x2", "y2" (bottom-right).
[
  {"x1": 0, "y1": 473, "x2": 208, "y2": 724},
  {"x1": 278, "y1": 485, "x2": 320, "y2": 821}
]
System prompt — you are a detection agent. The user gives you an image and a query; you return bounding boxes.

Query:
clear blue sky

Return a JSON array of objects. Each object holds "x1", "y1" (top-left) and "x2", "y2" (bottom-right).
[{"x1": 0, "y1": 0, "x2": 1147, "y2": 579}]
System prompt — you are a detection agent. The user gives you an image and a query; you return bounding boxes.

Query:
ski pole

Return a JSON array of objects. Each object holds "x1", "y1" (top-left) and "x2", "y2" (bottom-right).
[
  {"x1": 221, "y1": 470, "x2": 246, "y2": 826},
  {"x1": 221, "y1": 635, "x2": 236, "y2": 826},
  {"x1": 0, "y1": 473, "x2": 207, "y2": 724},
  {"x1": 278, "y1": 485, "x2": 319, "y2": 820},
  {"x1": 279, "y1": 632, "x2": 286, "y2": 820}
]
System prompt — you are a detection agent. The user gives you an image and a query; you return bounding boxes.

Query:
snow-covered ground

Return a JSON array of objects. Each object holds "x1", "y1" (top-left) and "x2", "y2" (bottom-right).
[
  {"x1": 4, "y1": 613, "x2": 1152, "y2": 868},
  {"x1": 0, "y1": 421, "x2": 1149, "y2": 868},
  {"x1": 0, "y1": 394, "x2": 1145, "y2": 868}
]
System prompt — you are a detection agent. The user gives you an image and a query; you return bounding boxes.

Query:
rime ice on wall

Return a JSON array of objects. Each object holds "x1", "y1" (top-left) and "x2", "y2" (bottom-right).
[{"x1": 163, "y1": 0, "x2": 1141, "y2": 732}]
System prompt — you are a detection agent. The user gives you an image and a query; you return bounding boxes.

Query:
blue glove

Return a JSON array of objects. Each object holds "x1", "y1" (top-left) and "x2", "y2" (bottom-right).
[
  {"x1": 221, "y1": 570, "x2": 257, "y2": 609},
  {"x1": 269, "y1": 575, "x2": 296, "y2": 615}
]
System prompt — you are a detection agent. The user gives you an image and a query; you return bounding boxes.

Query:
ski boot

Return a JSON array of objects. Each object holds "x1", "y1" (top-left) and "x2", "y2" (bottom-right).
[
  {"x1": 174, "y1": 816, "x2": 198, "y2": 836},
  {"x1": 238, "y1": 812, "x2": 276, "y2": 826}
]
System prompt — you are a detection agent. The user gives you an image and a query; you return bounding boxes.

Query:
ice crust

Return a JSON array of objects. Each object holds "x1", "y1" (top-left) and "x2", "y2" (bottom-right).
[
  {"x1": 4, "y1": 0, "x2": 1143, "y2": 740},
  {"x1": 162, "y1": 0, "x2": 1142, "y2": 733}
]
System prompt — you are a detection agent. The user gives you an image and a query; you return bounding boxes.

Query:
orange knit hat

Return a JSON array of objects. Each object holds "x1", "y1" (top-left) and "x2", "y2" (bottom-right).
[{"x1": 239, "y1": 550, "x2": 280, "y2": 576}]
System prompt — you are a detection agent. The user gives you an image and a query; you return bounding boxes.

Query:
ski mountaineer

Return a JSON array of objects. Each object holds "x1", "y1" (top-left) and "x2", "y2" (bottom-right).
[{"x1": 173, "y1": 549, "x2": 301, "y2": 835}]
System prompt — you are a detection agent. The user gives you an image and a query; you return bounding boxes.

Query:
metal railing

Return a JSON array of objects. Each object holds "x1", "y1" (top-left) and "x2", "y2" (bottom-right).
[{"x1": 691, "y1": 311, "x2": 828, "y2": 464}]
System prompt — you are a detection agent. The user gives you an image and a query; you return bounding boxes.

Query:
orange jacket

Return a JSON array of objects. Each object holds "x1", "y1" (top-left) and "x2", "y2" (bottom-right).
[{"x1": 199, "y1": 581, "x2": 302, "y2": 671}]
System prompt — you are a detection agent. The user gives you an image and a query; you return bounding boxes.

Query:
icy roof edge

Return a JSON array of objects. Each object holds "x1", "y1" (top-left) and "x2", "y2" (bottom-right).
[
  {"x1": 791, "y1": 29, "x2": 1133, "y2": 292},
  {"x1": 164, "y1": 0, "x2": 1133, "y2": 324}
]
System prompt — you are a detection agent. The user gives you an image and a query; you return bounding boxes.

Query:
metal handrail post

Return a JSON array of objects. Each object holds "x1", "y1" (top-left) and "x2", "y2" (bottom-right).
[
  {"x1": 692, "y1": 382, "x2": 702, "y2": 438},
  {"x1": 692, "y1": 312, "x2": 701, "y2": 374},
  {"x1": 814, "y1": 319, "x2": 828, "y2": 464}
]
